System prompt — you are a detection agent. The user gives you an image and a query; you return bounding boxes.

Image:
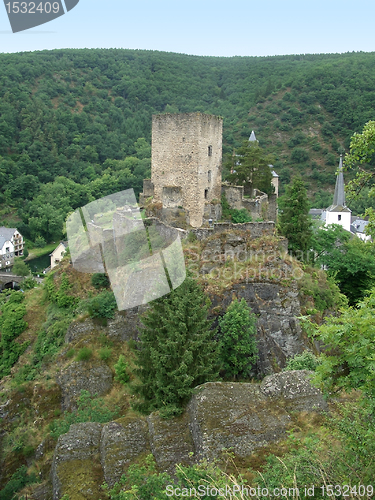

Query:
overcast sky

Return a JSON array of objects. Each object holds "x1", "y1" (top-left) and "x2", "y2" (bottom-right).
[{"x1": 0, "y1": 0, "x2": 375, "y2": 57}]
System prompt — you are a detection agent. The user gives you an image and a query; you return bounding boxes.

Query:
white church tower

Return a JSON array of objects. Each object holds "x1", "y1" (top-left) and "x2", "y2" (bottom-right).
[{"x1": 325, "y1": 155, "x2": 351, "y2": 231}]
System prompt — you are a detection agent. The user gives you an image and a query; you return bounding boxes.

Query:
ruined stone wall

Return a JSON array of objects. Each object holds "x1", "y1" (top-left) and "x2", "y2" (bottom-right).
[
  {"x1": 192, "y1": 221, "x2": 275, "y2": 240},
  {"x1": 151, "y1": 113, "x2": 223, "y2": 227},
  {"x1": 222, "y1": 184, "x2": 276, "y2": 222}
]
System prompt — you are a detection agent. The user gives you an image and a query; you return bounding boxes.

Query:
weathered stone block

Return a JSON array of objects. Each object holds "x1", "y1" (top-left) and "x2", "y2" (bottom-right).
[
  {"x1": 100, "y1": 419, "x2": 150, "y2": 487},
  {"x1": 147, "y1": 411, "x2": 195, "y2": 472},
  {"x1": 51, "y1": 422, "x2": 103, "y2": 500},
  {"x1": 56, "y1": 361, "x2": 113, "y2": 411}
]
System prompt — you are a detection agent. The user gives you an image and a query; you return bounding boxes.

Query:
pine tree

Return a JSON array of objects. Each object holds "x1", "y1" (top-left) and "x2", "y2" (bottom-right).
[
  {"x1": 278, "y1": 176, "x2": 313, "y2": 258},
  {"x1": 133, "y1": 277, "x2": 219, "y2": 417},
  {"x1": 218, "y1": 298, "x2": 258, "y2": 380}
]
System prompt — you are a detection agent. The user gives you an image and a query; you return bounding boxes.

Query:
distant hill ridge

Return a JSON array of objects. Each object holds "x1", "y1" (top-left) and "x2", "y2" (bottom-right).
[{"x1": 1, "y1": 48, "x2": 375, "y2": 239}]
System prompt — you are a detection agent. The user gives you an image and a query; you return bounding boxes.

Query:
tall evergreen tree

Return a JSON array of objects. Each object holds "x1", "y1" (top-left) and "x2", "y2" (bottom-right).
[
  {"x1": 278, "y1": 177, "x2": 313, "y2": 258},
  {"x1": 133, "y1": 277, "x2": 219, "y2": 417},
  {"x1": 218, "y1": 297, "x2": 258, "y2": 380}
]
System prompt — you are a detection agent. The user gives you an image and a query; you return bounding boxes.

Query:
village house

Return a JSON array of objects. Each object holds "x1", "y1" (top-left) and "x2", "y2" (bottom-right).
[
  {"x1": 0, "y1": 227, "x2": 24, "y2": 270},
  {"x1": 50, "y1": 241, "x2": 68, "y2": 269}
]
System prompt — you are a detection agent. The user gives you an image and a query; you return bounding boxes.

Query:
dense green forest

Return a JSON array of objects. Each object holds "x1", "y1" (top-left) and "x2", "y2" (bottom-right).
[{"x1": 1, "y1": 48, "x2": 375, "y2": 242}]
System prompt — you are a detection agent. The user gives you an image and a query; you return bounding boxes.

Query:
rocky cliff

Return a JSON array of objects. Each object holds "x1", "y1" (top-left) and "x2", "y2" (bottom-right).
[{"x1": 50, "y1": 371, "x2": 326, "y2": 500}]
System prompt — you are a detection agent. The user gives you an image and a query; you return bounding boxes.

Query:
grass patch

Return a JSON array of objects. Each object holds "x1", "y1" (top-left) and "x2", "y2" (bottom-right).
[
  {"x1": 76, "y1": 347, "x2": 93, "y2": 361},
  {"x1": 25, "y1": 242, "x2": 57, "y2": 261}
]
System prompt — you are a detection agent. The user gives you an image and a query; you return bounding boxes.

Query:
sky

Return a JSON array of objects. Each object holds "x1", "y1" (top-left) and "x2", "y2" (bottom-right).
[{"x1": 1, "y1": 0, "x2": 375, "y2": 57}]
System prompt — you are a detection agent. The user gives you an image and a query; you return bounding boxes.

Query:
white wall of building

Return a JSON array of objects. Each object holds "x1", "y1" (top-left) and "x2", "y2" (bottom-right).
[{"x1": 326, "y1": 210, "x2": 351, "y2": 232}]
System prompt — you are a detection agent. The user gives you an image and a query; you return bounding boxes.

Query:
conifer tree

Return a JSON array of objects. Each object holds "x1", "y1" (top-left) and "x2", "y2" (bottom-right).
[
  {"x1": 218, "y1": 297, "x2": 258, "y2": 380},
  {"x1": 133, "y1": 277, "x2": 219, "y2": 417},
  {"x1": 278, "y1": 176, "x2": 313, "y2": 258}
]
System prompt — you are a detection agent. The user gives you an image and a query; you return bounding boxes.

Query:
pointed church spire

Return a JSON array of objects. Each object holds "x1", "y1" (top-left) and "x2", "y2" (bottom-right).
[
  {"x1": 249, "y1": 130, "x2": 257, "y2": 142},
  {"x1": 332, "y1": 155, "x2": 345, "y2": 207}
]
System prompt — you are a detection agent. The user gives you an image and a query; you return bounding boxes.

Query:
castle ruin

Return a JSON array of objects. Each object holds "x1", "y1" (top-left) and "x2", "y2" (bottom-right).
[
  {"x1": 141, "y1": 113, "x2": 222, "y2": 227},
  {"x1": 140, "y1": 113, "x2": 277, "y2": 228}
]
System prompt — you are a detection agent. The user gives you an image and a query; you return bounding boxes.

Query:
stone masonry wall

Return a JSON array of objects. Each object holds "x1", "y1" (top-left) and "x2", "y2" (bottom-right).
[
  {"x1": 222, "y1": 184, "x2": 276, "y2": 221},
  {"x1": 151, "y1": 113, "x2": 223, "y2": 227}
]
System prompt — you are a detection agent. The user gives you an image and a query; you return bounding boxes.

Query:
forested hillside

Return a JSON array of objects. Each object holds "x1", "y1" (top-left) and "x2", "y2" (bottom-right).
[{"x1": 1, "y1": 48, "x2": 375, "y2": 242}]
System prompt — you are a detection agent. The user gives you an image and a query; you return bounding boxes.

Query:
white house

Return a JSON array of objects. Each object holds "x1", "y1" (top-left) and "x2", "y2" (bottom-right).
[
  {"x1": 50, "y1": 241, "x2": 68, "y2": 269},
  {"x1": 0, "y1": 228, "x2": 24, "y2": 270}
]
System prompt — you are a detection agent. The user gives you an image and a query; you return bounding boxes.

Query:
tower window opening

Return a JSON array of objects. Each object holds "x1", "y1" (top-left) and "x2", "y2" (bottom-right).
[
  {"x1": 208, "y1": 170, "x2": 211, "y2": 182},
  {"x1": 204, "y1": 189, "x2": 208, "y2": 200},
  {"x1": 208, "y1": 145, "x2": 212, "y2": 156}
]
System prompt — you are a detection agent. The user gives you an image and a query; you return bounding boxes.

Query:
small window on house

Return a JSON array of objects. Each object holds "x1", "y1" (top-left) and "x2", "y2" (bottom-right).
[
  {"x1": 338, "y1": 214, "x2": 342, "y2": 221},
  {"x1": 208, "y1": 145, "x2": 212, "y2": 156},
  {"x1": 182, "y1": 137, "x2": 185, "y2": 142},
  {"x1": 5, "y1": 247, "x2": 9, "y2": 253},
  {"x1": 208, "y1": 170, "x2": 211, "y2": 183},
  {"x1": 204, "y1": 189, "x2": 208, "y2": 200}
]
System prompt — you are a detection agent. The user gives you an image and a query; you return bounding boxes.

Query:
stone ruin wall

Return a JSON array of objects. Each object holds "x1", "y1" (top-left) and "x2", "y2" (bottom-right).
[
  {"x1": 151, "y1": 113, "x2": 223, "y2": 227},
  {"x1": 222, "y1": 184, "x2": 277, "y2": 222}
]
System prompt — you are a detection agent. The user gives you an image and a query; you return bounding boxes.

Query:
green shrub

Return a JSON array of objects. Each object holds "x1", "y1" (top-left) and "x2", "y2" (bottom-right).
[
  {"x1": 66, "y1": 348, "x2": 75, "y2": 358},
  {"x1": 76, "y1": 347, "x2": 93, "y2": 361},
  {"x1": 187, "y1": 231, "x2": 197, "y2": 243},
  {"x1": 91, "y1": 273, "x2": 110, "y2": 289},
  {"x1": 254, "y1": 400, "x2": 375, "y2": 491},
  {"x1": 87, "y1": 291, "x2": 117, "y2": 319},
  {"x1": 99, "y1": 347, "x2": 112, "y2": 361},
  {"x1": 12, "y1": 258, "x2": 30, "y2": 277},
  {"x1": 49, "y1": 390, "x2": 119, "y2": 439},
  {"x1": 33, "y1": 305, "x2": 73, "y2": 366},
  {"x1": 21, "y1": 276, "x2": 37, "y2": 290},
  {"x1": 0, "y1": 466, "x2": 38, "y2": 500},
  {"x1": 114, "y1": 355, "x2": 130, "y2": 384},
  {"x1": 34, "y1": 236, "x2": 46, "y2": 247},
  {"x1": 231, "y1": 208, "x2": 252, "y2": 223},
  {"x1": 284, "y1": 351, "x2": 321, "y2": 371},
  {"x1": 44, "y1": 272, "x2": 77, "y2": 309},
  {"x1": 290, "y1": 147, "x2": 309, "y2": 163},
  {"x1": 0, "y1": 292, "x2": 29, "y2": 378}
]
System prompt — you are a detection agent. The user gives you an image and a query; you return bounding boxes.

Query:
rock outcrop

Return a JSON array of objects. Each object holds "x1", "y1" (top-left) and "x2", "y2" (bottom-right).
[
  {"x1": 211, "y1": 281, "x2": 305, "y2": 375},
  {"x1": 65, "y1": 306, "x2": 148, "y2": 345},
  {"x1": 50, "y1": 371, "x2": 327, "y2": 499},
  {"x1": 56, "y1": 361, "x2": 113, "y2": 411}
]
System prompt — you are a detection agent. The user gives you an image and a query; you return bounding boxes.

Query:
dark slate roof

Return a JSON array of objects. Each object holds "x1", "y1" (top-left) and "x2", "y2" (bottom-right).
[
  {"x1": 352, "y1": 219, "x2": 369, "y2": 233},
  {"x1": 309, "y1": 208, "x2": 324, "y2": 215},
  {"x1": 0, "y1": 227, "x2": 16, "y2": 249},
  {"x1": 0, "y1": 227, "x2": 16, "y2": 239}
]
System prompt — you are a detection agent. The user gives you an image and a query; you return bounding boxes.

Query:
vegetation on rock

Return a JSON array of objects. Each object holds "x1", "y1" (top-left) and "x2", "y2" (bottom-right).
[{"x1": 132, "y1": 276, "x2": 219, "y2": 417}]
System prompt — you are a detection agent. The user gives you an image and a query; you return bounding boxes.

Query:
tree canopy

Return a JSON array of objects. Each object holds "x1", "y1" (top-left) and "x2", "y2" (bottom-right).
[
  {"x1": 345, "y1": 120, "x2": 375, "y2": 238},
  {"x1": 225, "y1": 141, "x2": 274, "y2": 195}
]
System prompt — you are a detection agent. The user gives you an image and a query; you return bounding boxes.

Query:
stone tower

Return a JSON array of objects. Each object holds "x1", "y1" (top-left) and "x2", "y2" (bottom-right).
[{"x1": 151, "y1": 113, "x2": 223, "y2": 227}]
